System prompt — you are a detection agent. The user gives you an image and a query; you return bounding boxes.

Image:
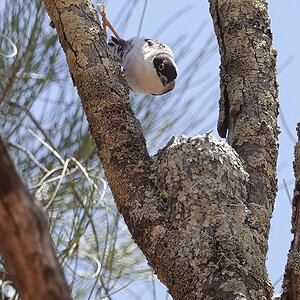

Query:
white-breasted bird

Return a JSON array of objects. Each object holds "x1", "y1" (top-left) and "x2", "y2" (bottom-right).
[{"x1": 98, "y1": 4, "x2": 178, "y2": 95}]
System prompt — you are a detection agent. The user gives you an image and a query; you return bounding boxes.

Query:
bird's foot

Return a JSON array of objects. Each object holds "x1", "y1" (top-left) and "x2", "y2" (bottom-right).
[{"x1": 96, "y1": 3, "x2": 120, "y2": 41}]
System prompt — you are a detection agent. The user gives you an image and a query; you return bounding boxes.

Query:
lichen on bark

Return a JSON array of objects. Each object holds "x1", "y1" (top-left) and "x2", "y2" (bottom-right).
[
  {"x1": 210, "y1": 0, "x2": 279, "y2": 201},
  {"x1": 150, "y1": 135, "x2": 272, "y2": 299}
]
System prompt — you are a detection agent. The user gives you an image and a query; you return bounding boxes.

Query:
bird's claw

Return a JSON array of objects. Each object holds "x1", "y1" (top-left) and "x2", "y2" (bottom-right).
[
  {"x1": 96, "y1": 3, "x2": 120, "y2": 41},
  {"x1": 96, "y1": 4, "x2": 107, "y2": 37}
]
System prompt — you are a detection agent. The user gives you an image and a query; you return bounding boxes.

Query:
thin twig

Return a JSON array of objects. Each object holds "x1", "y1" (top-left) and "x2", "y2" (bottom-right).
[
  {"x1": 27, "y1": 128, "x2": 65, "y2": 165},
  {"x1": 137, "y1": 0, "x2": 148, "y2": 37},
  {"x1": 8, "y1": 141, "x2": 49, "y2": 173},
  {"x1": 0, "y1": 2, "x2": 43, "y2": 103},
  {"x1": 8, "y1": 102, "x2": 58, "y2": 152},
  {"x1": 44, "y1": 158, "x2": 70, "y2": 210},
  {"x1": 0, "y1": 33, "x2": 18, "y2": 58}
]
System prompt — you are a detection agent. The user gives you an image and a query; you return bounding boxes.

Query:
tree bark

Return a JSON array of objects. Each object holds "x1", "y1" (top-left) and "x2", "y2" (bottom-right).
[
  {"x1": 209, "y1": 0, "x2": 279, "y2": 261},
  {"x1": 210, "y1": 0, "x2": 279, "y2": 205},
  {"x1": 282, "y1": 123, "x2": 300, "y2": 299},
  {"x1": 42, "y1": 0, "x2": 279, "y2": 299},
  {"x1": 0, "y1": 136, "x2": 72, "y2": 300}
]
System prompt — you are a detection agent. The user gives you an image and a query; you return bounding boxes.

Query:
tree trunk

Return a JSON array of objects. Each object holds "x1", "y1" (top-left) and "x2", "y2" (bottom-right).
[
  {"x1": 0, "y1": 136, "x2": 72, "y2": 300},
  {"x1": 41, "y1": 1, "x2": 279, "y2": 299},
  {"x1": 282, "y1": 123, "x2": 300, "y2": 299}
]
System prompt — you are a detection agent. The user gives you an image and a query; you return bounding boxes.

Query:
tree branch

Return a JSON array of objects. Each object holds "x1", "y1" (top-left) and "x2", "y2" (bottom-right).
[
  {"x1": 282, "y1": 123, "x2": 300, "y2": 299},
  {"x1": 42, "y1": 0, "x2": 166, "y2": 252},
  {"x1": 0, "y1": 135, "x2": 72, "y2": 300},
  {"x1": 209, "y1": 0, "x2": 279, "y2": 257}
]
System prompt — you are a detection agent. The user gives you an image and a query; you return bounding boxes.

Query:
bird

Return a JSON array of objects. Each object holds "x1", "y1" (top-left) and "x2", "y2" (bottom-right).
[{"x1": 97, "y1": 4, "x2": 178, "y2": 95}]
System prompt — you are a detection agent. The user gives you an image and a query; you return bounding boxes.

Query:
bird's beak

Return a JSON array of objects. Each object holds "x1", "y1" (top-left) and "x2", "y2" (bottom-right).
[{"x1": 160, "y1": 76, "x2": 168, "y2": 87}]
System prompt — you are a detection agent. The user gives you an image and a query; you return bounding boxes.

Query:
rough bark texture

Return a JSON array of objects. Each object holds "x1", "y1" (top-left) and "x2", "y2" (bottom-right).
[
  {"x1": 42, "y1": 1, "x2": 279, "y2": 299},
  {"x1": 0, "y1": 136, "x2": 72, "y2": 300},
  {"x1": 151, "y1": 134, "x2": 273, "y2": 299},
  {"x1": 41, "y1": 0, "x2": 168, "y2": 291},
  {"x1": 209, "y1": 0, "x2": 279, "y2": 268},
  {"x1": 210, "y1": 0, "x2": 279, "y2": 205},
  {"x1": 282, "y1": 123, "x2": 300, "y2": 299}
]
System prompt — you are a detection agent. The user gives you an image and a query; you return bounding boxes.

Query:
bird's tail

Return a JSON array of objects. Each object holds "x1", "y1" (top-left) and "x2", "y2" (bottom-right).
[{"x1": 107, "y1": 36, "x2": 127, "y2": 63}]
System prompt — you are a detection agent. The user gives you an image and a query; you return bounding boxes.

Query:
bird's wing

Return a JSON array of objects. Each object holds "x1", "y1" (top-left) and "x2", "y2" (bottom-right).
[{"x1": 108, "y1": 37, "x2": 135, "y2": 63}]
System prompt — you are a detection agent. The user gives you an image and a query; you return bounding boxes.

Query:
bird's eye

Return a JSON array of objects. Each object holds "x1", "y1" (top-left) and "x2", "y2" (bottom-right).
[{"x1": 159, "y1": 63, "x2": 164, "y2": 71}]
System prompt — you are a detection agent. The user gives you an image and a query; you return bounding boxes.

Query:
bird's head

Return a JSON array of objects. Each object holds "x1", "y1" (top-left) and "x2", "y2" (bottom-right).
[{"x1": 153, "y1": 57, "x2": 177, "y2": 87}]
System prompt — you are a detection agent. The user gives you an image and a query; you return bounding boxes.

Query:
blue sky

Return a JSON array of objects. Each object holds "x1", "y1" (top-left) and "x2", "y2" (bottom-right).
[
  {"x1": 99, "y1": 0, "x2": 300, "y2": 298},
  {"x1": 267, "y1": 0, "x2": 300, "y2": 295}
]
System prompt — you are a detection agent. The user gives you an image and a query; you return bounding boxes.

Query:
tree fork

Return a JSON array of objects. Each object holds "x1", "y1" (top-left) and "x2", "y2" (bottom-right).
[{"x1": 42, "y1": 1, "x2": 279, "y2": 299}]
